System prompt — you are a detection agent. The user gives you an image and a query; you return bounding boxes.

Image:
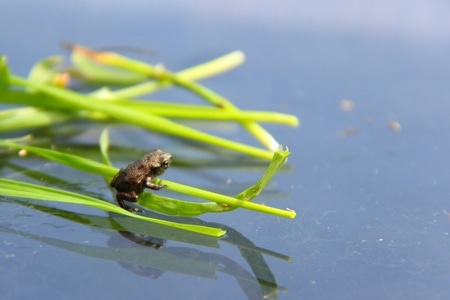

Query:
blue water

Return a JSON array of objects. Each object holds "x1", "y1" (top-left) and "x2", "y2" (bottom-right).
[{"x1": 2, "y1": 1, "x2": 450, "y2": 299}]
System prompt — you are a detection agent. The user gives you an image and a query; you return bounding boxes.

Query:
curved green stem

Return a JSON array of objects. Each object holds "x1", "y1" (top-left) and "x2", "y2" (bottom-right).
[
  {"x1": 8, "y1": 75, "x2": 274, "y2": 160},
  {"x1": 69, "y1": 45, "x2": 282, "y2": 150}
]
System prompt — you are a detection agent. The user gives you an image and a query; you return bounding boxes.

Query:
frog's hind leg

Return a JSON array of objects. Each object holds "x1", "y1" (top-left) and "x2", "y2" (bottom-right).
[
  {"x1": 116, "y1": 195, "x2": 132, "y2": 211},
  {"x1": 116, "y1": 192, "x2": 139, "y2": 212}
]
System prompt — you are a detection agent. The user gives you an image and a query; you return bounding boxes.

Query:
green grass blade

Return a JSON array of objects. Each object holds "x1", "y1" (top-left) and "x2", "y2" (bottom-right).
[
  {"x1": 105, "y1": 51, "x2": 245, "y2": 98},
  {"x1": 70, "y1": 47, "x2": 244, "y2": 88},
  {"x1": 106, "y1": 100, "x2": 299, "y2": 126},
  {"x1": 138, "y1": 193, "x2": 228, "y2": 217},
  {"x1": 0, "y1": 178, "x2": 225, "y2": 237},
  {"x1": 66, "y1": 45, "x2": 284, "y2": 150},
  {"x1": 0, "y1": 139, "x2": 116, "y2": 178},
  {"x1": 0, "y1": 89, "x2": 298, "y2": 127},
  {"x1": 161, "y1": 179, "x2": 296, "y2": 219},
  {"x1": 236, "y1": 146, "x2": 291, "y2": 201},
  {"x1": 27, "y1": 56, "x2": 64, "y2": 85},
  {"x1": 8, "y1": 75, "x2": 274, "y2": 159},
  {"x1": 0, "y1": 56, "x2": 10, "y2": 91},
  {"x1": 0, "y1": 107, "x2": 72, "y2": 133},
  {"x1": 1, "y1": 139, "x2": 294, "y2": 218},
  {"x1": 99, "y1": 128, "x2": 112, "y2": 166},
  {"x1": 70, "y1": 50, "x2": 147, "y2": 85}
]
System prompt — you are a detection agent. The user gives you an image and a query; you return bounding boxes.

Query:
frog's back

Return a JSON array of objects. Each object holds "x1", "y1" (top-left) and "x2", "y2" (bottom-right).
[{"x1": 123, "y1": 160, "x2": 152, "y2": 183}]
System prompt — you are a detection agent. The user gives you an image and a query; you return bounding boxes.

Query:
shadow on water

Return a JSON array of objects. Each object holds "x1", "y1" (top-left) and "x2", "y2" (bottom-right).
[{"x1": 0, "y1": 200, "x2": 289, "y2": 300}]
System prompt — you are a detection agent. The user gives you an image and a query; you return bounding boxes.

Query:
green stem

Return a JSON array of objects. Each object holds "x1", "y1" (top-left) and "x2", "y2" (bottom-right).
[
  {"x1": 162, "y1": 179, "x2": 296, "y2": 219},
  {"x1": 9, "y1": 75, "x2": 274, "y2": 160},
  {"x1": 170, "y1": 75, "x2": 281, "y2": 150},
  {"x1": 0, "y1": 140, "x2": 295, "y2": 218},
  {"x1": 73, "y1": 47, "x2": 281, "y2": 150},
  {"x1": 0, "y1": 90, "x2": 298, "y2": 126},
  {"x1": 0, "y1": 178, "x2": 225, "y2": 237},
  {"x1": 106, "y1": 100, "x2": 299, "y2": 126},
  {"x1": 90, "y1": 51, "x2": 246, "y2": 99}
]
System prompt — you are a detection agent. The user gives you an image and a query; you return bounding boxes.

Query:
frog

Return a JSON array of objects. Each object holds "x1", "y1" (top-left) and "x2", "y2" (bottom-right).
[{"x1": 110, "y1": 149, "x2": 172, "y2": 211}]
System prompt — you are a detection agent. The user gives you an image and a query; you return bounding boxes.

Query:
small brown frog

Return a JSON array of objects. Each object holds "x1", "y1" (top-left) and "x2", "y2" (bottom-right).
[{"x1": 110, "y1": 149, "x2": 172, "y2": 211}]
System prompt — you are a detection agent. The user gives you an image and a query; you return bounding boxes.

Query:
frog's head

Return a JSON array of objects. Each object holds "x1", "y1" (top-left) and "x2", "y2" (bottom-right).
[{"x1": 151, "y1": 149, "x2": 172, "y2": 176}]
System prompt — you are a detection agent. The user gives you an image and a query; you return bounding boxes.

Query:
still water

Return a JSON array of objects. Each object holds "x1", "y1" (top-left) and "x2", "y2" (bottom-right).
[{"x1": 1, "y1": 1, "x2": 450, "y2": 299}]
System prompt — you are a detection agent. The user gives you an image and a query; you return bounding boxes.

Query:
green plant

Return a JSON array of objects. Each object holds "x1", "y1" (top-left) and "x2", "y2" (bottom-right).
[{"x1": 0, "y1": 44, "x2": 298, "y2": 236}]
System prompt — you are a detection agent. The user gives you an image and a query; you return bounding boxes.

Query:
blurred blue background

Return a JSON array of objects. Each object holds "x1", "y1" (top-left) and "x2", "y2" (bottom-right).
[{"x1": 1, "y1": 1, "x2": 450, "y2": 299}]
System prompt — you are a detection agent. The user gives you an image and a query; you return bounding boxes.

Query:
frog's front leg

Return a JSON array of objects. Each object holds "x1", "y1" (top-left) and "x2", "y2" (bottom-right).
[{"x1": 146, "y1": 176, "x2": 164, "y2": 190}]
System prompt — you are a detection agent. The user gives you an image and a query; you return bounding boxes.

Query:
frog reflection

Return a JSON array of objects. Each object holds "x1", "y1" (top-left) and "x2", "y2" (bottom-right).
[
  {"x1": 107, "y1": 232, "x2": 166, "y2": 279},
  {"x1": 110, "y1": 150, "x2": 172, "y2": 211}
]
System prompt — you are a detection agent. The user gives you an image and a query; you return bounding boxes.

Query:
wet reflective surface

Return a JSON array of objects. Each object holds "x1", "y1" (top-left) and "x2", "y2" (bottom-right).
[{"x1": 2, "y1": 1, "x2": 450, "y2": 299}]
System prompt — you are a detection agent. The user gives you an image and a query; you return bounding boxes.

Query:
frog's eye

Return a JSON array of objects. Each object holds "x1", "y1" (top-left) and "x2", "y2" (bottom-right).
[
  {"x1": 153, "y1": 162, "x2": 169, "y2": 175},
  {"x1": 163, "y1": 159, "x2": 171, "y2": 168},
  {"x1": 160, "y1": 157, "x2": 171, "y2": 168}
]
